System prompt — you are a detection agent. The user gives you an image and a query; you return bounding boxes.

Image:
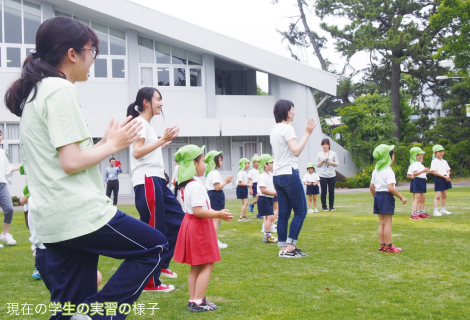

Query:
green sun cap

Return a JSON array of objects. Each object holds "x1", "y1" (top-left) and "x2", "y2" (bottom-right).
[
  {"x1": 204, "y1": 150, "x2": 222, "y2": 176},
  {"x1": 239, "y1": 158, "x2": 250, "y2": 171},
  {"x1": 409, "y1": 147, "x2": 425, "y2": 164},
  {"x1": 306, "y1": 162, "x2": 316, "y2": 169},
  {"x1": 259, "y1": 154, "x2": 274, "y2": 172},
  {"x1": 174, "y1": 144, "x2": 205, "y2": 183},
  {"x1": 432, "y1": 144, "x2": 445, "y2": 153},
  {"x1": 373, "y1": 144, "x2": 395, "y2": 171}
]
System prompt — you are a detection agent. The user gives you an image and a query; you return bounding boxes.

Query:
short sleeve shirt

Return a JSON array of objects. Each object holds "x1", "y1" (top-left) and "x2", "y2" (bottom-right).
[
  {"x1": 371, "y1": 167, "x2": 396, "y2": 192},
  {"x1": 0, "y1": 149, "x2": 13, "y2": 184},
  {"x1": 407, "y1": 162, "x2": 426, "y2": 179},
  {"x1": 20, "y1": 77, "x2": 116, "y2": 243},
  {"x1": 183, "y1": 177, "x2": 211, "y2": 214},
  {"x1": 237, "y1": 170, "x2": 248, "y2": 184},
  {"x1": 430, "y1": 158, "x2": 451, "y2": 176},
  {"x1": 257, "y1": 172, "x2": 274, "y2": 198},
  {"x1": 247, "y1": 168, "x2": 260, "y2": 183},
  {"x1": 205, "y1": 170, "x2": 222, "y2": 191},
  {"x1": 130, "y1": 118, "x2": 165, "y2": 186},
  {"x1": 270, "y1": 123, "x2": 298, "y2": 175},
  {"x1": 303, "y1": 172, "x2": 320, "y2": 183}
]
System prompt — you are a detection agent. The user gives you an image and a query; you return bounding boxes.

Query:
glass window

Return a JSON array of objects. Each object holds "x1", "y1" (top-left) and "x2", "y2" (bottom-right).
[
  {"x1": 155, "y1": 42, "x2": 170, "y2": 64},
  {"x1": 25, "y1": 47, "x2": 34, "y2": 57},
  {"x1": 188, "y1": 51, "x2": 202, "y2": 66},
  {"x1": 73, "y1": 16, "x2": 90, "y2": 26},
  {"x1": 92, "y1": 22, "x2": 108, "y2": 55},
  {"x1": 6, "y1": 124, "x2": 20, "y2": 139},
  {"x1": 172, "y1": 46, "x2": 186, "y2": 65},
  {"x1": 138, "y1": 36, "x2": 153, "y2": 63},
  {"x1": 4, "y1": 0, "x2": 22, "y2": 44},
  {"x1": 7, "y1": 47, "x2": 21, "y2": 67},
  {"x1": 8, "y1": 144, "x2": 21, "y2": 163},
  {"x1": 94, "y1": 59, "x2": 107, "y2": 78},
  {"x1": 157, "y1": 68, "x2": 170, "y2": 86},
  {"x1": 174, "y1": 68, "x2": 186, "y2": 86},
  {"x1": 110, "y1": 27, "x2": 126, "y2": 55},
  {"x1": 23, "y1": 1, "x2": 41, "y2": 44},
  {"x1": 0, "y1": 2, "x2": 3, "y2": 43},
  {"x1": 190, "y1": 68, "x2": 202, "y2": 87},
  {"x1": 112, "y1": 59, "x2": 125, "y2": 78},
  {"x1": 141, "y1": 67, "x2": 153, "y2": 86}
]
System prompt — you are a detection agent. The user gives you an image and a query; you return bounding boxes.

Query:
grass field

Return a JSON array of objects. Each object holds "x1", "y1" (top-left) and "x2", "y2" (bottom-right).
[{"x1": 1, "y1": 187, "x2": 469, "y2": 319}]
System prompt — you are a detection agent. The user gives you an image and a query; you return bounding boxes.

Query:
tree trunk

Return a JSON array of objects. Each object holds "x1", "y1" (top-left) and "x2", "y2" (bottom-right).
[
  {"x1": 390, "y1": 59, "x2": 401, "y2": 139},
  {"x1": 297, "y1": 0, "x2": 327, "y2": 71}
]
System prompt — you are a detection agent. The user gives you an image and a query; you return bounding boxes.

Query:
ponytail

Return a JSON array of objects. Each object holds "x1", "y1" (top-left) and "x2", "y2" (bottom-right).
[
  {"x1": 4, "y1": 17, "x2": 99, "y2": 117},
  {"x1": 127, "y1": 87, "x2": 162, "y2": 120}
]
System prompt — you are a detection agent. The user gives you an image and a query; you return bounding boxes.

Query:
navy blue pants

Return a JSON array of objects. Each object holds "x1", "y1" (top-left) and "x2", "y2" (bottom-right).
[
  {"x1": 44, "y1": 210, "x2": 168, "y2": 319},
  {"x1": 134, "y1": 176, "x2": 184, "y2": 287}
]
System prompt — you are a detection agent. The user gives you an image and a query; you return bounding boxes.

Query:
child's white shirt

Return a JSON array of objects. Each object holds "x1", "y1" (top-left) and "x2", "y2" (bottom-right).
[
  {"x1": 247, "y1": 168, "x2": 260, "y2": 183},
  {"x1": 302, "y1": 172, "x2": 320, "y2": 184},
  {"x1": 407, "y1": 162, "x2": 427, "y2": 179},
  {"x1": 237, "y1": 170, "x2": 248, "y2": 184},
  {"x1": 182, "y1": 177, "x2": 211, "y2": 214},
  {"x1": 430, "y1": 158, "x2": 451, "y2": 176},
  {"x1": 257, "y1": 172, "x2": 275, "y2": 198},
  {"x1": 371, "y1": 167, "x2": 396, "y2": 192},
  {"x1": 205, "y1": 170, "x2": 222, "y2": 191}
]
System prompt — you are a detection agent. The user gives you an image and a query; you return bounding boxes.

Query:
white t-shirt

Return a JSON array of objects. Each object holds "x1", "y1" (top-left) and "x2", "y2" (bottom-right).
[
  {"x1": 303, "y1": 172, "x2": 320, "y2": 184},
  {"x1": 247, "y1": 168, "x2": 260, "y2": 183},
  {"x1": 430, "y1": 158, "x2": 451, "y2": 176},
  {"x1": 130, "y1": 118, "x2": 165, "y2": 186},
  {"x1": 270, "y1": 123, "x2": 298, "y2": 175},
  {"x1": 257, "y1": 171, "x2": 275, "y2": 198},
  {"x1": 182, "y1": 177, "x2": 211, "y2": 214},
  {"x1": 0, "y1": 149, "x2": 13, "y2": 184},
  {"x1": 407, "y1": 162, "x2": 426, "y2": 179},
  {"x1": 371, "y1": 167, "x2": 396, "y2": 192},
  {"x1": 205, "y1": 169, "x2": 222, "y2": 191},
  {"x1": 237, "y1": 170, "x2": 248, "y2": 184}
]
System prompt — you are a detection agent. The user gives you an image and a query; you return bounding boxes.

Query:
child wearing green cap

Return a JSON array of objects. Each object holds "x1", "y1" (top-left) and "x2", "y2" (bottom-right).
[
  {"x1": 204, "y1": 150, "x2": 234, "y2": 249},
  {"x1": 248, "y1": 155, "x2": 260, "y2": 215},
  {"x1": 430, "y1": 144, "x2": 453, "y2": 216},
  {"x1": 370, "y1": 144, "x2": 407, "y2": 253},
  {"x1": 303, "y1": 163, "x2": 320, "y2": 213},
  {"x1": 407, "y1": 147, "x2": 432, "y2": 220},
  {"x1": 236, "y1": 158, "x2": 251, "y2": 221},
  {"x1": 257, "y1": 154, "x2": 278, "y2": 243},
  {"x1": 173, "y1": 145, "x2": 233, "y2": 312}
]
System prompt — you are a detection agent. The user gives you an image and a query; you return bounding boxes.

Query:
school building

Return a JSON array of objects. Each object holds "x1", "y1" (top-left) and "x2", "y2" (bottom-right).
[{"x1": 0, "y1": 0, "x2": 355, "y2": 197}]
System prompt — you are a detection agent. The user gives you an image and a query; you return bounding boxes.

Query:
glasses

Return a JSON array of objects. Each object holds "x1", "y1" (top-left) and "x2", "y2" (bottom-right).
[{"x1": 80, "y1": 48, "x2": 98, "y2": 59}]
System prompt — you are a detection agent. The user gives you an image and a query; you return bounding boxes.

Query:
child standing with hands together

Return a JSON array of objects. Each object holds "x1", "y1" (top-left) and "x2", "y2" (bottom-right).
[
  {"x1": 174, "y1": 145, "x2": 233, "y2": 312},
  {"x1": 407, "y1": 147, "x2": 432, "y2": 220},
  {"x1": 236, "y1": 158, "x2": 251, "y2": 221},
  {"x1": 370, "y1": 145, "x2": 407, "y2": 253},
  {"x1": 303, "y1": 162, "x2": 320, "y2": 213},
  {"x1": 430, "y1": 144, "x2": 453, "y2": 216}
]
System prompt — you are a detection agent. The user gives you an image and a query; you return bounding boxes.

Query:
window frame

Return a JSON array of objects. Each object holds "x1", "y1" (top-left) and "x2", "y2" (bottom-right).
[{"x1": 0, "y1": 122, "x2": 22, "y2": 164}]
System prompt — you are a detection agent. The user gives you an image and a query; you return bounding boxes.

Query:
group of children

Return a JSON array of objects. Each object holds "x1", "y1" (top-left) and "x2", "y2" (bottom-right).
[{"x1": 370, "y1": 143, "x2": 454, "y2": 254}]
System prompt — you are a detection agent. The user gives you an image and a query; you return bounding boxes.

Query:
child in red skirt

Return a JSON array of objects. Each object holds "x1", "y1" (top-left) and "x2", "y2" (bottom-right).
[{"x1": 173, "y1": 145, "x2": 233, "y2": 312}]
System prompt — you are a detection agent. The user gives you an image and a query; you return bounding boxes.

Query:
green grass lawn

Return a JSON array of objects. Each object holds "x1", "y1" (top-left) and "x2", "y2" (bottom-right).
[{"x1": 1, "y1": 188, "x2": 469, "y2": 319}]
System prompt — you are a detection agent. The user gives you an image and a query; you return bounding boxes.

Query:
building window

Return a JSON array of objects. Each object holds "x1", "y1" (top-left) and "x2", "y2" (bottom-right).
[
  {"x1": 0, "y1": 0, "x2": 41, "y2": 69},
  {"x1": 54, "y1": 10, "x2": 127, "y2": 80},
  {"x1": 138, "y1": 35, "x2": 203, "y2": 88},
  {"x1": 0, "y1": 122, "x2": 21, "y2": 163}
]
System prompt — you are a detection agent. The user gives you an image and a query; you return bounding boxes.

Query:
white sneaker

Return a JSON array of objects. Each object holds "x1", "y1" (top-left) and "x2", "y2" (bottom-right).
[
  {"x1": 308, "y1": 209, "x2": 314, "y2": 213},
  {"x1": 433, "y1": 210, "x2": 442, "y2": 217},
  {"x1": 217, "y1": 239, "x2": 228, "y2": 249},
  {"x1": 314, "y1": 208, "x2": 319, "y2": 213},
  {"x1": 0, "y1": 243, "x2": 3, "y2": 248},
  {"x1": 441, "y1": 209, "x2": 452, "y2": 215},
  {"x1": 0, "y1": 233, "x2": 16, "y2": 245}
]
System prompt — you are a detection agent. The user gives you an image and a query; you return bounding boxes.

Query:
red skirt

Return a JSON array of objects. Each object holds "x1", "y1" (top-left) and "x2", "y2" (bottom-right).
[{"x1": 174, "y1": 213, "x2": 221, "y2": 266}]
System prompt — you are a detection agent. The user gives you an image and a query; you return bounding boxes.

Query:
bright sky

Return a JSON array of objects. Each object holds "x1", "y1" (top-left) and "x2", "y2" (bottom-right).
[{"x1": 131, "y1": 0, "x2": 369, "y2": 92}]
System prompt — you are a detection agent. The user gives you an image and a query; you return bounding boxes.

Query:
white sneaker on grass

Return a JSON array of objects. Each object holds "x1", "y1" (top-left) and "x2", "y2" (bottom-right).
[
  {"x1": 441, "y1": 209, "x2": 452, "y2": 215},
  {"x1": 308, "y1": 209, "x2": 314, "y2": 213},
  {"x1": 0, "y1": 233, "x2": 16, "y2": 245},
  {"x1": 433, "y1": 209, "x2": 442, "y2": 217},
  {"x1": 0, "y1": 243, "x2": 3, "y2": 248},
  {"x1": 217, "y1": 239, "x2": 228, "y2": 249}
]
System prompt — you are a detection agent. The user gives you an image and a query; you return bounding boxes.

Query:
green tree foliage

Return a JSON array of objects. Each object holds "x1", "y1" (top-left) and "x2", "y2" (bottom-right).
[
  {"x1": 430, "y1": 0, "x2": 470, "y2": 72},
  {"x1": 316, "y1": 0, "x2": 446, "y2": 138},
  {"x1": 257, "y1": 85, "x2": 268, "y2": 96},
  {"x1": 333, "y1": 92, "x2": 397, "y2": 169}
]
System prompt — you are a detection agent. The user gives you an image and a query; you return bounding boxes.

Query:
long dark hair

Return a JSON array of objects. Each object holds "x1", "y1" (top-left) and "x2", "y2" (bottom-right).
[
  {"x1": 4, "y1": 17, "x2": 99, "y2": 117},
  {"x1": 127, "y1": 87, "x2": 163, "y2": 119}
]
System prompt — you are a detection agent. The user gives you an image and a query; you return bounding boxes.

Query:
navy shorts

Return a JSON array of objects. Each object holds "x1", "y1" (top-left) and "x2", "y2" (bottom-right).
[
  {"x1": 409, "y1": 179, "x2": 414, "y2": 193},
  {"x1": 413, "y1": 178, "x2": 427, "y2": 193},
  {"x1": 208, "y1": 190, "x2": 225, "y2": 210},
  {"x1": 306, "y1": 184, "x2": 320, "y2": 195},
  {"x1": 236, "y1": 186, "x2": 248, "y2": 199},
  {"x1": 374, "y1": 192, "x2": 395, "y2": 215},
  {"x1": 257, "y1": 196, "x2": 274, "y2": 216},
  {"x1": 434, "y1": 176, "x2": 452, "y2": 192},
  {"x1": 252, "y1": 183, "x2": 258, "y2": 197}
]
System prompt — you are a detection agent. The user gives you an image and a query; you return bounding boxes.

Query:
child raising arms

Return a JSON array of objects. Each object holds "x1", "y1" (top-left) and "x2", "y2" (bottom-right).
[
  {"x1": 370, "y1": 145, "x2": 407, "y2": 253},
  {"x1": 173, "y1": 145, "x2": 233, "y2": 312}
]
